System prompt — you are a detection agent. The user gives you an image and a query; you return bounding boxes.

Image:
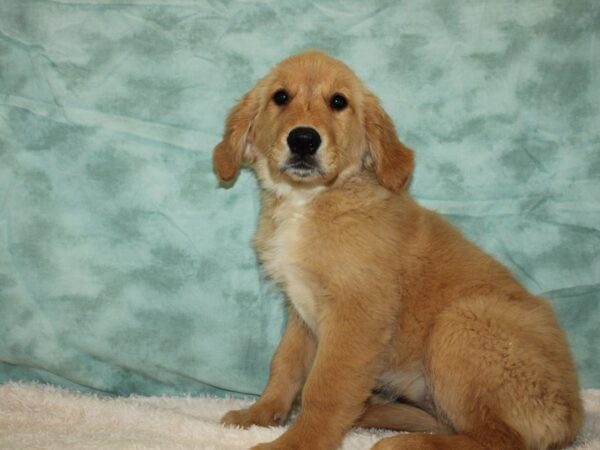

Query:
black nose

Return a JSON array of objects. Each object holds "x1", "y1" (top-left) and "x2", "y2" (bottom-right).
[{"x1": 287, "y1": 127, "x2": 321, "y2": 156}]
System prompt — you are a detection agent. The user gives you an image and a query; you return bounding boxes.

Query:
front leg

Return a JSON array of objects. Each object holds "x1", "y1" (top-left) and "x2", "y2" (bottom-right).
[
  {"x1": 253, "y1": 300, "x2": 395, "y2": 450},
  {"x1": 221, "y1": 307, "x2": 316, "y2": 428}
]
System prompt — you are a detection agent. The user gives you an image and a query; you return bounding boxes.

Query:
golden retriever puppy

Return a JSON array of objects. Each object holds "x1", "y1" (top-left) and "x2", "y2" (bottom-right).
[{"x1": 213, "y1": 50, "x2": 582, "y2": 450}]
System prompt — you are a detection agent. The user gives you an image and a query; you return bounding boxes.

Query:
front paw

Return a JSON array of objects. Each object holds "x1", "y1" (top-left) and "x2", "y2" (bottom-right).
[
  {"x1": 370, "y1": 438, "x2": 397, "y2": 450},
  {"x1": 251, "y1": 433, "x2": 325, "y2": 450},
  {"x1": 251, "y1": 440, "x2": 301, "y2": 450},
  {"x1": 220, "y1": 401, "x2": 288, "y2": 429},
  {"x1": 250, "y1": 443, "x2": 284, "y2": 450}
]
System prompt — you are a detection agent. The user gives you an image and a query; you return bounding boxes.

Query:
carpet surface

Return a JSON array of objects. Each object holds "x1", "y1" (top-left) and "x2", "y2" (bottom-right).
[
  {"x1": 0, "y1": 0, "x2": 599, "y2": 396},
  {"x1": 0, "y1": 382, "x2": 599, "y2": 450}
]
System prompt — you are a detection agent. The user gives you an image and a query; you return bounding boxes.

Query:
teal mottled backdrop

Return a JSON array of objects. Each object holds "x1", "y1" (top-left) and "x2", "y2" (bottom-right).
[{"x1": 0, "y1": 0, "x2": 598, "y2": 395}]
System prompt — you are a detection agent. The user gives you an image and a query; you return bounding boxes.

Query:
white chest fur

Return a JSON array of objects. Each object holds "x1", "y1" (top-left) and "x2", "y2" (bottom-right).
[{"x1": 261, "y1": 187, "x2": 323, "y2": 334}]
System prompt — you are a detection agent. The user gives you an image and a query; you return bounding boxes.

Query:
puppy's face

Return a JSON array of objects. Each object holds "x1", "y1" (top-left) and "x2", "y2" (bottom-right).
[
  {"x1": 250, "y1": 57, "x2": 366, "y2": 189},
  {"x1": 214, "y1": 51, "x2": 414, "y2": 193}
]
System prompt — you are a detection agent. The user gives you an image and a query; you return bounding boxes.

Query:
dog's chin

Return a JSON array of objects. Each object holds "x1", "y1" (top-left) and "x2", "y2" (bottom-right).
[{"x1": 281, "y1": 160, "x2": 324, "y2": 182}]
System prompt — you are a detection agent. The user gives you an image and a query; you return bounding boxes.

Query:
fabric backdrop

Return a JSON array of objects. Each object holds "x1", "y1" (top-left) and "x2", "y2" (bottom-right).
[{"x1": 0, "y1": 0, "x2": 598, "y2": 397}]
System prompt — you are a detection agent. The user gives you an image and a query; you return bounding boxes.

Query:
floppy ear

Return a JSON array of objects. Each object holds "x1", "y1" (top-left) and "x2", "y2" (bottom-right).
[
  {"x1": 213, "y1": 86, "x2": 261, "y2": 183},
  {"x1": 363, "y1": 92, "x2": 414, "y2": 192}
]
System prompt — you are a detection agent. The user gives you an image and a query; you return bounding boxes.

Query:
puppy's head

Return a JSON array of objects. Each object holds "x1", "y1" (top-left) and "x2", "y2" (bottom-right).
[{"x1": 213, "y1": 50, "x2": 414, "y2": 192}]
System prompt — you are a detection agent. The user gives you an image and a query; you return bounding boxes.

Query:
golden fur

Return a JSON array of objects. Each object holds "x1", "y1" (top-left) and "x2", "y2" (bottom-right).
[{"x1": 213, "y1": 51, "x2": 582, "y2": 450}]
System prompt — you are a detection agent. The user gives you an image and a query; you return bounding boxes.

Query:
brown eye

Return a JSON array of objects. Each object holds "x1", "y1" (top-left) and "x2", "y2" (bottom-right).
[
  {"x1": 273, "y1": 89, "x2": 289, "y2": 106},
  {"x1": 330, "y1": 93, "x2": 348, "y2": 111}
]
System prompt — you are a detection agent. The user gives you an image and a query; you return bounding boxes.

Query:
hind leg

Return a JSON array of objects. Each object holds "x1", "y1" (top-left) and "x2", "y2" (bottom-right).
[
  {"x1": 371, "y1": 430, "x2": 521, "y2": 450},
  {"x1": 356, "y1": 398, "x2": 452, "y2": 434},
  {"x1": 369, "y1": 404, "x2": 525, "y2": 450},
  {"x1": 390, "y1": 296, "x2": 582, "y2": 450}
]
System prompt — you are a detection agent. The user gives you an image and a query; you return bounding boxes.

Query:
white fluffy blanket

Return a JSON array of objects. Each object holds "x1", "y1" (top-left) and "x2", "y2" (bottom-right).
[{"x1": 0, "y1": 382, "x2": 598, "y2": 449}]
